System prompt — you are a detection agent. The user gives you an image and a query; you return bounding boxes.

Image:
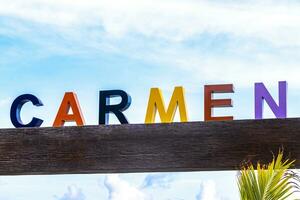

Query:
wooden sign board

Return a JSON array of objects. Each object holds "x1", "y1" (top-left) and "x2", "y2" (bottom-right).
[{"x1": 0, "y1": 118, "x2": 298, "y2": 175}]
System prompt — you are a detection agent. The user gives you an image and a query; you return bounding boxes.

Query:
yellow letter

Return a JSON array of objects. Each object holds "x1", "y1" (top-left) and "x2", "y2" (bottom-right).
[{"x1": 145, "y1": 86, "x2": 188, "y2": 123}]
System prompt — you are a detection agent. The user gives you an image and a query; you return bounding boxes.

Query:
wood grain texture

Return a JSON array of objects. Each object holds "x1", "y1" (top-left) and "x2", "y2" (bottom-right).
[{"x1": 0, "y1": 118, "x2": 299, "y2": 175}]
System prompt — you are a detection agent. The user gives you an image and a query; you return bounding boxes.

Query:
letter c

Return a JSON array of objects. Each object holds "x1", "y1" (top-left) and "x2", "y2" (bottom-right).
[{"x1": 10, "y1": 94, "x2": 44, "y2": 128}]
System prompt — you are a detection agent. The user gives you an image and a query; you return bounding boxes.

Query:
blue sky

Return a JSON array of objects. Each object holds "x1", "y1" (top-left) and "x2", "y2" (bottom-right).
[{"x1": 1, "y1": 0, "x2": 300, "y2": 199}]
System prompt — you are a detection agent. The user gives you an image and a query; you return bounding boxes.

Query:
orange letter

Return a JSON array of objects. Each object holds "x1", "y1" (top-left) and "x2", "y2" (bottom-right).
[
  {"x1": 204, "y1": 84, "x2": 234, "y2": 121},
  {"x1": 53, "y1": 92, "x2": 85, "y2": 127}
]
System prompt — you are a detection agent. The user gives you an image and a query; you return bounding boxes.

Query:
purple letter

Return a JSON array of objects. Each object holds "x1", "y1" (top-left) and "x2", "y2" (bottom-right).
[{"x1": 255, "y1": 81, "x2": 287, "y2": 119}]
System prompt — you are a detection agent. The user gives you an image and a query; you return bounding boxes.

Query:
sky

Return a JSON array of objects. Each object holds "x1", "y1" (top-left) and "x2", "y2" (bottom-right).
[{"x1": 0, "y1": 0, "x2": 300, "y2": 199}]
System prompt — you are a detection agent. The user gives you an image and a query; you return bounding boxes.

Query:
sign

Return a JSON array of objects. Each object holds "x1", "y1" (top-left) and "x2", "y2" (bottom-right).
[{"x1": 9, "y1": 81, "x2": 287, "y2": 128}]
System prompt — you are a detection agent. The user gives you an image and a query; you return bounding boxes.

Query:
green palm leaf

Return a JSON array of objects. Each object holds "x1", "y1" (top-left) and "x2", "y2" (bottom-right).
[{"x1": 238, "y1": 150, "x2": 300, "y2": 200}]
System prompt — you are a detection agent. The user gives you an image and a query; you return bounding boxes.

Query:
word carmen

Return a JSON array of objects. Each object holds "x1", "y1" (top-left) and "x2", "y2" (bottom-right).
[{"x1": 10, "y1": 81, "x2": 287, "y2": 128}]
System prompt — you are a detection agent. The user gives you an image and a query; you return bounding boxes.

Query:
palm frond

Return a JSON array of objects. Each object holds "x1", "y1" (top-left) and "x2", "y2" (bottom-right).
[{"x1": 238, "y1": 150, "x2": 300, "y2": 200}]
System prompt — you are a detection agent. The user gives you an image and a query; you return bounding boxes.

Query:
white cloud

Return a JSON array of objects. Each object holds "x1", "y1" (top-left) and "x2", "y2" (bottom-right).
[
  {"x1": 1, "y1": 0, "x2": 300, "y2": 45},
  {"x1": 103, "y1": 173, "x2": 230, "y2": 200},
  {"x1": 1, "y1": 0, "x2": 300, "y2": 88},
  {"x1": 196, "y1": 180, "x2": 219, "y2": 200},
  {"x1": 142, "y1": 46, "x2": 300, "y2": 88},
  {"x1": 104, "y1": 174, "x2": 149, "y2": 200}
]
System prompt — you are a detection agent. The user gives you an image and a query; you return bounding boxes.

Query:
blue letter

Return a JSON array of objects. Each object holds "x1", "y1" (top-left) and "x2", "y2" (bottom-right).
[
  {"x1": 10, "y1": 94, "x2": 44, "y2": 128},
  {"x1": 99, "y1": 90, "x2": 131, "y2": 124}
]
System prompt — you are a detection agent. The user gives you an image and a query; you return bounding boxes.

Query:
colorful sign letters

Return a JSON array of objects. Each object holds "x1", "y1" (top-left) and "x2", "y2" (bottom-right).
[{"x1": 9, "y1": 81, "x2": 287, "y2": 128}]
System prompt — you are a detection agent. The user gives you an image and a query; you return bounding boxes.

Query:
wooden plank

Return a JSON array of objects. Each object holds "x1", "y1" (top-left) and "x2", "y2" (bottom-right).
[{"x1": 0, "y1": 118, "x2": 299, "y2": 175}]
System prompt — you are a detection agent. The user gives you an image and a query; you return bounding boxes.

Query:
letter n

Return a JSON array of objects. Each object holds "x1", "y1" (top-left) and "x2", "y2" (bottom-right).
[{"x1": 255, "y1": 81, "x2": 287, "y2": 119}]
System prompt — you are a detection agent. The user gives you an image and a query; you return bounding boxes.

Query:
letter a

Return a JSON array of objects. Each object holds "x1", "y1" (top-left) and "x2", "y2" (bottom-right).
[{"x1": 53, "y1": 92, "x2": 85, "y2": 127}]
